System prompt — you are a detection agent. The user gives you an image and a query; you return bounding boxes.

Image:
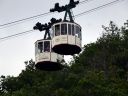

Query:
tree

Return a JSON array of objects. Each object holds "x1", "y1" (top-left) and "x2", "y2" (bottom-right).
[{"x1": 1, "y1": 20, "x2": 128, "y2": 96}]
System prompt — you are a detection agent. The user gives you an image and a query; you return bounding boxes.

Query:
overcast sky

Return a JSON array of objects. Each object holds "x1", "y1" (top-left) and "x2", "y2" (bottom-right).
[{"x1": 0, "y1": 0, "x2": 128, "y2": 76}]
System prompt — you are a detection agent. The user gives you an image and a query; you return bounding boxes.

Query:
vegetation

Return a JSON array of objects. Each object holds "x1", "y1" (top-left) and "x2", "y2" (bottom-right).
[{"x1": 0, "y1": 21, "x2": 128, "y2": 96}]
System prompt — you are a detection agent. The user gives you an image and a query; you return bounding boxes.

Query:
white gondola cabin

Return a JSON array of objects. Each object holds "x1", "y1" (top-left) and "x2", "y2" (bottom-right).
[
  {"x1": 35, "y1": 39, "x2": 64, "y2": 71},
  {"x1": 52, "y1": 22, "x2": 82, "y2": 55}
]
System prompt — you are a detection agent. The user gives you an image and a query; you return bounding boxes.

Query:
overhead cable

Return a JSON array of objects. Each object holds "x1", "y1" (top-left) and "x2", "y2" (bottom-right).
[
  {"x1": 74, "y1": 0, "x2": 125, "y2": 18},
  {"x1": 0, "y1": 0, "x2": 125, "y2": 41},
  {"x1": 0, "y1": 30, "x2": 34, "y2": 41},
  {"x1": 79, "y1": 0, "x2": 94, "y2": 5},
  {"x1": 0, "y1": 0, "x2": 91, "y2": 29},
  {"x1": 0, "y1": 12, "x2": 51, "y2": 28}
]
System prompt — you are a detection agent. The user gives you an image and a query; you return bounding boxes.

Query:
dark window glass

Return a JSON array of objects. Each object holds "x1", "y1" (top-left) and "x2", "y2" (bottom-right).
[
  {"x1": 61, "y1": 24, "x2": 67, "y2": 35},
  {"x1": 44, "y1": 41, "x2": 50, "y2": 52},
  {"x1": 75, "y1": 26, "x2": 80, "y2": 37},
  {"x1": 35, "y1": 43, "x2": 38, "y2": 55},
  {"x1": 72, "y1": 25, "x2": 75, "y2": 36},
  {"x1": 55, "y1": 25, "x2": 60, "y2": 36},
  {"x1": 38, "y1": 42, "x2": 43, "y2": 53},
  {"x1": 68, "y1": 24, "x2": 71, "y2": 35},
  {"x1": 78, "y1": 28, "x2": 81, "y2": 39},
  {"x1": 52, "y1": 27, "x2": 54, "y2": 37}
]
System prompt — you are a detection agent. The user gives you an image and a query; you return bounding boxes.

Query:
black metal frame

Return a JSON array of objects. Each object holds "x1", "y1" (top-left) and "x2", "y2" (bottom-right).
[
  {"x1": 50, "y1": 0, "x2": 79, "y2": 22},
  {"x1": 33, "y1": 18, "x2": 62, "y2": 40}
]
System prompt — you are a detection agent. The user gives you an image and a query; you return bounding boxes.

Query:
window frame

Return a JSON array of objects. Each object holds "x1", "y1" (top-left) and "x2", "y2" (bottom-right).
[
  {"x1": 61, "y1": 23, "x2": 67, "y2": 35},
  {"x1": 68, "y1": 24, "x2": 72, "y2": 35},
  {"x1": 38, "y1": 41, "x2": 44, "y2": 53},
  {"x1": 55, "y1": 24, "x2": 60, "y2": 36},
  {"x1": 52, "y1": 27, "x2": 55, "y2": 37},
  {"x1": 44, "y1": 41, "x2": 50, "y2": 52},
  {"x1": 72, "y1": 24, "x2": 75, "y2": 36}
]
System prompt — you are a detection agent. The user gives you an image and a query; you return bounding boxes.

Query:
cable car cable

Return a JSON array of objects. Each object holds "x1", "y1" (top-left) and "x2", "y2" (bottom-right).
[
  {"x1": 0, "y1": 0, "x2": 125, "y2": 42},
  {"x1": 79, "y1": 0, "x2": 94, "y2": 5},
  {"x1": 0, "y1": 30, "x2": 34, "y2": 41},
  {"x1": 74, "y1": 0, "x2": 125, "y2": 18},
  {"x1": 0, "y1": 0, "x2": 92, "y2": 29},
  {"x1": 0, "y1": 12, "x2": 51, "y2": 28}
]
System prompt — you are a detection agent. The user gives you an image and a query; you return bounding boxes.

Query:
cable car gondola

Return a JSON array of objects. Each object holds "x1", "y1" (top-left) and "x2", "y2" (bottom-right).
[
  {"x1": 33, "y1": 21, "x2": 64, "y2": 71},
  {"x1": 50, "y1": 0, "x2": 82, "y2": 55},
  {"x1": 35, "y1": 39, "x2": 64, "y2": 71},
  {"x1": 52, "y1": 22, "x2": 82, "y2": 55}
]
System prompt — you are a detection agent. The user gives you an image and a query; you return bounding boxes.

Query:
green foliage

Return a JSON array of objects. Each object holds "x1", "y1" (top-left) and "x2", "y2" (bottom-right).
[{"x1": 0, "y1": 21, "x2": 128, "y2": 96}]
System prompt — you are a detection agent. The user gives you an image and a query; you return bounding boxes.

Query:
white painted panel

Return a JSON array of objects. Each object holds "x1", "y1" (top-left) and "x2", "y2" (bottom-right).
[
  {"x1": 52, "y1": 35, "x2": 82, "y2": 48},
  {"x1": 35, "y1": 52, "x2": 50, "y2": 63},
  {"x1": 35, "y1": 52, "x2": 64, "y2": 64},
  {"x1": 51, "y1": 52, "x2": 58, "y2": 62},
  {"x1": 60, "y1": 35, "x2": 68, "y2": 43},
  {"x1": 75, "y1": 37, "x2": 81, "y2": 47},
  {"x1": 52, "y1": 35, "x2": 68, "y2": 47},
  {"x1": 51, "y1": 53, "x2": 64, "y2": 62},
  {"x1": 57, "y1": 54, "x2": 64, "y2": 62},
  {"x1": 68, "y1": 35, "x2": 75, "y2": 45}
]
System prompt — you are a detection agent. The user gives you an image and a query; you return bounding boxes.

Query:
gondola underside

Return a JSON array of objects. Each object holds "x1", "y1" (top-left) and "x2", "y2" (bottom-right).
[
  {"x1": 52, "y1": 44, "x2": 81, "y2": 55},
  {"x1": 35, "y1": 61, "x2": 63, "y2": 71}
]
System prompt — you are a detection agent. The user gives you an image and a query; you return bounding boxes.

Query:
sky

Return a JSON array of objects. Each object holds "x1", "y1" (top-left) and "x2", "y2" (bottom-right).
[{"x1": 0, "y1": 0, "x2": 128, "y2": 76}]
